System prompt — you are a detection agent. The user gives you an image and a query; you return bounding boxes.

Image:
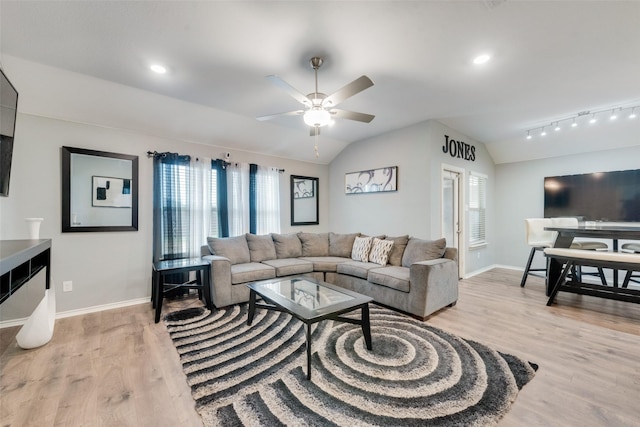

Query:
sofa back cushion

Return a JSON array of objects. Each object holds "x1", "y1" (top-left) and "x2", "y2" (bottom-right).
[
  {"x1": 329, "y1": 232, "x2": 360, "y2": 257},
  {"x1": 298, "y1": 232, "x2": 329, "y2": 257},
  {"x1": 271, "y1": 233, "x2": 303, "y2": 259},
  {"x1": 246, "y1": 233, "x2": 277, "y2": 262},
  {"x1": 369, "y1": 238, "x2": 395, "y2": 265},
  {"x1": 351, "y1": 236, "x2": 373, "y2": 262},
  {"x1": 401, "y1": 237, "x2": 447, "y2": 267},
  {"x1": 207, "y1": 235, "x2": 251, "y2": 265},
  {"x1": 384, "y1": 235, "x2": 409, "y2": 266}
]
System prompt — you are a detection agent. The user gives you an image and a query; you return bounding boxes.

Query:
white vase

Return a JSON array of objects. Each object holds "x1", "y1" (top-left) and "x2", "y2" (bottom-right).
[{"x1": 25, "y1": 217, "x2": 44, "y2": 239}]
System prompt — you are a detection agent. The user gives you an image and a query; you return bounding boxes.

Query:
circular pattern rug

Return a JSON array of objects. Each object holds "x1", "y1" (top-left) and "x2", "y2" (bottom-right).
[{"x1": 165, "y1": 304, "x2": 537, "y2": 426}]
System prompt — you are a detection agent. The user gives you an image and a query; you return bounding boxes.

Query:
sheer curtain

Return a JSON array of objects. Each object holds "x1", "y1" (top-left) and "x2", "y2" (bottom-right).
[
  {"x1": 188, "y1": 157, "x2": 213, "y2": 257},
  {"x1": 255, "y1": 165, "x2": 281, "y2": 234},
  {"x1": 227, "y1": 162, "x2": 250, "y2": 236}
]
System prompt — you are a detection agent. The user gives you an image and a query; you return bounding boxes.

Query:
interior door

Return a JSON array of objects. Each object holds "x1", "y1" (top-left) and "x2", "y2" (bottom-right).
[{"x1": 442, "y1": 167, "x2": 463, "y2": 277}]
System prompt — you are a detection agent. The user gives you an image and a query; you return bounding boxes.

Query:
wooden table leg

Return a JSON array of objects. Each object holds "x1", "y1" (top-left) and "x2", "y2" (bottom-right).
[
  {"x1": 154, "y1": 273, "x2": 164, "y2": 323},
  {"x1": 247, "y1": 290, "x2": 256, "y2": 326}
]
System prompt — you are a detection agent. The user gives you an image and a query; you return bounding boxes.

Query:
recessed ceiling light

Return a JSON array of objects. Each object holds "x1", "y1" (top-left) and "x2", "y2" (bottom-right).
[
  {"x1": 150, "y1": 64, "x2": 167, "y2": 74},
  {"x1": 473, "y1": 54, "x2": 491, "y2": 65}
]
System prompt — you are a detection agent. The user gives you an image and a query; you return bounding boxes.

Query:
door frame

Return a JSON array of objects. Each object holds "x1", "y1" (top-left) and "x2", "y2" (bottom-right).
[{"x1": 441, "y1": 164, "x2": 465, "y2": 278}]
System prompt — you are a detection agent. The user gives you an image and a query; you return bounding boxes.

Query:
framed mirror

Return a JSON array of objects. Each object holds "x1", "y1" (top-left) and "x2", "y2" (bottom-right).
[
  {"x1": 62, "y1": 146, "x2": 138, "y2": 232},
  {"x1": 291, "y1": 175, "x2": 319, "y2": 225}
]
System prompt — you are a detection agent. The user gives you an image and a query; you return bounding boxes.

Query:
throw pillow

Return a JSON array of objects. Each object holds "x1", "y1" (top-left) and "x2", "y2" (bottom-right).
[
  {"x1": 298, "y1": 232, "x2": 329, "y2": 257},
  {"x1": 246, "y1": 233, "x2": 277, "y2": 262},
  {"x1": 385, "y1": 235, "x2": 409, "y2": 266},
  {"x1": 401, "y1": 237, "x2": 447, "y2": 267},
  {"x1": 271, "y1": 233, "x2": 303, "y2": 259},
  {"x1": 369, "y1": 238, "x2": 394, "y2": 265},
  {"x1": 351, "y1": 236, "x2": 373, "y2": 262},
  {"x1": 206, "y1": 235, "x2": 251, "y2": 265},
  {"x1": 329, "y1": 232, "x2": 360, "y2": 257}
]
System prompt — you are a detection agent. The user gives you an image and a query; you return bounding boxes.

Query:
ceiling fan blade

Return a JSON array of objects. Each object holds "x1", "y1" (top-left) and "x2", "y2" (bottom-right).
[
  {"x1": 310, "y1": 126, "x2": 320, "y2": 137},
  {"x1": 323, "y1": 75, "x2": 374, "y2": 108},
  {"x1": 256, "y1": 110, "x2": 304, "y2": 121},
  {"x1": 266, "y1": 75, "x2": 311, "y2": 106},
  {"x1": 330, "y1": 109, "x2": 375, "y2": 123}
]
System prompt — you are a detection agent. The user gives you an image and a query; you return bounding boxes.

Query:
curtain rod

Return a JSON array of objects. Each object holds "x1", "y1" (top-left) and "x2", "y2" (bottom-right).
[{"x1": 147, "y1": 151, "x2": 284, "y2": 173}]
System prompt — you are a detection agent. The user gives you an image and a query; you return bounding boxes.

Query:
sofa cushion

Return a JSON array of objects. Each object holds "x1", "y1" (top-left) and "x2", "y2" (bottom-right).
[
  {"x1": 230, "y1": 262, "x2": 275, "y2": 284},
  {"x1": 402, "y1": 238, "x2": 447, "y2": 267},
  {"x1": 261, "y1": 258, "x2": 314, "y2": 276},
  {"x1": 351, "y1": 236, "x2": 373, "y2": 262},
  {"x1": 246, "y1": 233, "x2": 277, "y2": 262},
  {"x1": 369, "y1": 238, "x2": 395, "y2": 266},
  {"x1": 272, "y1": 233, "x2": 303, "y2": 259},
  {"x1": 329, "y1": 232, "x2": 360, "y2": 257},
  {"x1": 336, "y1": 260, "x2": 383, "y2": 279},
  {"x1": 298, "y1": 232, "x2": 329, "y2": 257},
  {"x1": 367, "y1": 266, "x2": 410, "y2": 293},
  {"x1": 385, "y1": 235, "x2": 409, "y2": 266},
  {"x1": 299, "y1": 256, "x2": 350, "y2": 272},
  {"x1": 207, "y1": 235, "x2": 250, "y2": 265}
]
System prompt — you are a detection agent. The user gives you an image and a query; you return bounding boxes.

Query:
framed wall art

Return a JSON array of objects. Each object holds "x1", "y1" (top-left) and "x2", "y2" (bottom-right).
[{"x1": 345, "y1": 166, "x2": 397, "y2": 194}]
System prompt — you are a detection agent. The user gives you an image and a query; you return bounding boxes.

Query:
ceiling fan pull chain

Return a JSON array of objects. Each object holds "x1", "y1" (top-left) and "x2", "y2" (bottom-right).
[{"x1": 314, "y1": 130, "x2": 320, "y2": 158}]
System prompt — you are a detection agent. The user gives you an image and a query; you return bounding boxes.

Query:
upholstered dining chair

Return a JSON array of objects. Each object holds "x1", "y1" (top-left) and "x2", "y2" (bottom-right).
[
  {"x1": 521, "y1": 218, "x2": 555, "y2": 287},
  {"x1": 521, "y1": 217, "x2": 609, "y2": 287},
  {"x1": 621, "y1": 243, "x2": 640, "y2": 288}
]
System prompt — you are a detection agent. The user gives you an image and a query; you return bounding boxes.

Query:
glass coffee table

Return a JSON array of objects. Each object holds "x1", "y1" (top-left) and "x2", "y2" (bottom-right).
[{"x1": 247, "y1": 276, "x2": 373, "y2": 380}]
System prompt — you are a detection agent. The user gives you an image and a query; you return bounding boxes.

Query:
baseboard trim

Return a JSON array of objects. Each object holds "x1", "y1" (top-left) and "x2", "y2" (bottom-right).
[{"x1": 0, "y1": 297, "x2": 149, "y2": 329}]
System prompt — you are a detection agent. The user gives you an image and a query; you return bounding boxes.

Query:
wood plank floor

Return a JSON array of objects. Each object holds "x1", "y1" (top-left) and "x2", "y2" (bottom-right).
[{"x1": 1, "y1": 268, "x2": 639, "y2": 426}]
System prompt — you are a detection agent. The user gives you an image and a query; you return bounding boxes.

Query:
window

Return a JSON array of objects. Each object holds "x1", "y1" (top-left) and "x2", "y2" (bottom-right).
[{"x1": 469, "y1": 171, "x2": 487, "y2": 247}]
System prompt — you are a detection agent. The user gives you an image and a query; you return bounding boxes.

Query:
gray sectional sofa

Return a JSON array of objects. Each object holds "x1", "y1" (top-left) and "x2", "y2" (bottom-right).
[{"x1": 201, "y1": 232, "x2": 458, "y2": 320}]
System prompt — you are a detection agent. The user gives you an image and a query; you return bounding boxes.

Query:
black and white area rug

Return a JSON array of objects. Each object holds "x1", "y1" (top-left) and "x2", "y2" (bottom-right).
[{"x1": 165, "y1": 304, "x2": 537, "y2": 426}]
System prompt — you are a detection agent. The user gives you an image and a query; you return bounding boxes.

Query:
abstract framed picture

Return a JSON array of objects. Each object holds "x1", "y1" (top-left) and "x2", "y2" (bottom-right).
[
  {"x1": 345, "y1": 166, "x2": 397, "y2": 194},
  {"x1": 92, "y1": 176, "x2": 132, "y2": 208},
  {"x1": 292, "y1": 177, "x2": 315, "y2": 199}
]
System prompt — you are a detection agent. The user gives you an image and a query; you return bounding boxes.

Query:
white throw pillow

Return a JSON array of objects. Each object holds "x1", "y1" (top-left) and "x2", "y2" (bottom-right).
[
  {"x1": 369, "y1": 238, "x2": 394, "y2": 265},
  {"x1": 351, "y1": 236, "x2": 373, "y2": 262}
]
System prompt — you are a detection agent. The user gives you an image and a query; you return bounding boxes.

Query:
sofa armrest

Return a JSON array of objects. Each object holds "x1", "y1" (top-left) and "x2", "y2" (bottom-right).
[
  {"x1": 202, "y1": 254, "x2": 233, "y2": 307},
  {"x1": 409, "y1": 258, "x2": 459, "y2": 318}
]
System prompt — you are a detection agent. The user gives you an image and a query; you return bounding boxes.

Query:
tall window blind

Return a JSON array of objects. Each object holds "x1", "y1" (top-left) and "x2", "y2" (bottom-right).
[{"x1": 469, "y1": 171, "x2": 487, "y2": 247}]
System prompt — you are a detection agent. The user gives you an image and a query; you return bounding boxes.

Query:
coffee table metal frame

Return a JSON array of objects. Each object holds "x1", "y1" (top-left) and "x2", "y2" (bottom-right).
[{"x1": 247, "y1": 276, "x2": 373, "y2": 380}]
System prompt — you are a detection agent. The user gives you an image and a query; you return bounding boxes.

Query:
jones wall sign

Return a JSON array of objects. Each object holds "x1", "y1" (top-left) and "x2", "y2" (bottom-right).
[{"x1": 442, "y1": 135, "x2": 476, "y2": 162}]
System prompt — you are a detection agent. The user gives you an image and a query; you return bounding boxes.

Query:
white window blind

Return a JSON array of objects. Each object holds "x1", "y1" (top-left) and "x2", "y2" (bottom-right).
[{"x1": 469, "y1": 171, "x2": 487, "y2": 247}]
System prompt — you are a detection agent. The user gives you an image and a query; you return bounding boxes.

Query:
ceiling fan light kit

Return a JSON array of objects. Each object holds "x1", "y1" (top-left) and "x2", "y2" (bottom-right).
[{"x1": 258, "y1": 56, "x2": 375, "y2": 139}]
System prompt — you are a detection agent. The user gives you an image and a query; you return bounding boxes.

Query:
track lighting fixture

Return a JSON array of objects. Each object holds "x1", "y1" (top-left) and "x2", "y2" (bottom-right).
[{"x1": 525, "y1": 103, "x2": 639, "y2": 139}]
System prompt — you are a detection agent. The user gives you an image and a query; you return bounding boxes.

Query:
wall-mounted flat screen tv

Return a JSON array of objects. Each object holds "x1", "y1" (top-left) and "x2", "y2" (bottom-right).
[
  {"x1": 544, "y1": 169, "x2": 640, "y2": 222},
  {"x1": 0, "y1": 68, "x2": 19, "y2": 197}
]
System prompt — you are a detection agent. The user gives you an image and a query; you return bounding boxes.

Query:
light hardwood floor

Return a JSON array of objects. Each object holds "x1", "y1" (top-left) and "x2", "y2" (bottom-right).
[{"x1": 1, "y1": 268, "x2": 639, "y2": 426}]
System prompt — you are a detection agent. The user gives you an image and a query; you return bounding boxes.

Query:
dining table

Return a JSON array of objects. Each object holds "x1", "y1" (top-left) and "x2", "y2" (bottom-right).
[{"x1": 544, "y1": 224, "x2": 640, "y2": 297}]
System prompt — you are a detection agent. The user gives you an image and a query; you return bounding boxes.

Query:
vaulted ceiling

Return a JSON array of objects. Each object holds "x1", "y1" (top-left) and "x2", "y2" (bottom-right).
[{"x1": 1, "y1": 1, "x2": 639, "y2": 164}]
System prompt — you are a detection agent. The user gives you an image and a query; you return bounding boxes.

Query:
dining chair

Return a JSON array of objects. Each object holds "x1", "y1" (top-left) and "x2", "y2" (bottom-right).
[
  {"x1": 621, "y1": 242, "x2": 640, "y2": 288},
  {"x1": 521, "y1": 218, "x2": 555, "y2": 287},
  {"x1": 521, "y1": 217, "x2": 609, "y2": 287}
]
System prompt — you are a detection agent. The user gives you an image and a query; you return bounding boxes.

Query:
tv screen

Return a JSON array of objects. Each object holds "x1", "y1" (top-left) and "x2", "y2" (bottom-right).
[
  {"x1": 544, "y1": 169, "x2": 640, "y2": 222},
  {"x1": 0, "y1": 68, "x2": 18, "y2": 197}
]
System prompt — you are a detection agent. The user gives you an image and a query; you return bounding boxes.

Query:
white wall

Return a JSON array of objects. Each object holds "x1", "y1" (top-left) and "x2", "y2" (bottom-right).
[
  {"x1": 0, "y1": 58, "x2": 328, "y2": 322},
  {"x1": 328, "y1": 119, "x2": 496, "y2": 277},
  {"x1": 495, "y1": 145, "x2": 640, "y2": 270}
]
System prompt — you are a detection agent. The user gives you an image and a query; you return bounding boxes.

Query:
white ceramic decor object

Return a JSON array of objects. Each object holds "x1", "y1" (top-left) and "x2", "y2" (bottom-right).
[
  {"x1": 25, "y1": 217, "x2": 44, "y2": 239},
  {"x1": 16, "y1": 281, "x2": 56, "y2": 349}
]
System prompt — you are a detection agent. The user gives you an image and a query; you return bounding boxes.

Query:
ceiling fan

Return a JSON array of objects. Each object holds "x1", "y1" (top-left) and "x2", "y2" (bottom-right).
[{"x1": 257, "y1": 57, "x2": 375, "y2": 136}]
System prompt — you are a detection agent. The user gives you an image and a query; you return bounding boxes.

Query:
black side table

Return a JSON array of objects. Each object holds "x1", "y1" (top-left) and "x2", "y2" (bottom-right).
[{"x1": 152, "y1": 258, "x2": 212, "y2": 323}]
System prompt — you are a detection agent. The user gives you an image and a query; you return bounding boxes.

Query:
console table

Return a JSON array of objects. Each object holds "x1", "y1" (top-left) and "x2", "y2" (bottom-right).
[{"x1": 0, "y1": 239, "x2": 52, "y2": 305}]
